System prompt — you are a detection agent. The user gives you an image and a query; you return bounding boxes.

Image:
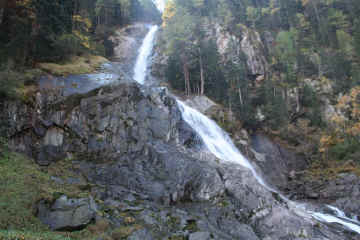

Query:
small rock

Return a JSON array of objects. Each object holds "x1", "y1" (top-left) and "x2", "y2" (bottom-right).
[{"x1": 51, "y1": 176, "x2": 64, "y2": 184}]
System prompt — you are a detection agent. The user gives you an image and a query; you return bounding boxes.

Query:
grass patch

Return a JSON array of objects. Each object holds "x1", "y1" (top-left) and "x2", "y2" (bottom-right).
[
  {"x1": 111, "y1": 225, "x2": 142, "y2": 240},
  {"x1": 37, "y1": 55, "x2": 108, "y2": 76},
  {"x1": 0, "y1": 230, "x2": 75, "y2": 240},
  {"x1": 0, "y1": 143, "x2": 89, "y2": 231}
]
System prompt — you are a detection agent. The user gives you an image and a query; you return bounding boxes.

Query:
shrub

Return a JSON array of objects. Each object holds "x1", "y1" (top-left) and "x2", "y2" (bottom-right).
[
  {"x1": 53, "y1": 34, "x2": 85, "y2": 61},
  {"x1": 329, "y1": 137, "x2": 359, "y2": 162},
  {"x1": 0, "y1": 68, "x2": 22, "y2": 99}
]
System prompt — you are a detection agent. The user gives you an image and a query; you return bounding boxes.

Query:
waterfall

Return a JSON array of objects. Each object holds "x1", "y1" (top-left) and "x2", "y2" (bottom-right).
[
  {"x1": 132, "y1": 0, "x2": 360, "y2": 235},
  {"x1": 153, "y1": 0, "x2": 165, "y2": 13},
  {"x1": 176, "y1": 100, "x2": 278, "y2": 193},
  {"x1": 133, "y1": 25, "x2": 159, "y2": 84}
]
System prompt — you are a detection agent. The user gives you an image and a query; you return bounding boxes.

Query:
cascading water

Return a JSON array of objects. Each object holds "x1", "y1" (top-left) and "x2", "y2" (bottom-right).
[
  {"x1": 176, "y1": 100, "x2": 277, "y2": 193},
  {"x1": 133, "y1": 25, "x2": 159, "y2": 84},
  {"x1": 152, "y1": 0, "x2": 165, "y2": 13},
  {"x1": 132, "y1": 0, "x2": 360, "y2": 235}
]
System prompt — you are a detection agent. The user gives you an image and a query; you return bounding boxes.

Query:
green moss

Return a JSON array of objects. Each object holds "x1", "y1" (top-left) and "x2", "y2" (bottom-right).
[
  {"x1": 183, "y1": 220, "x2": 198, "y2": 233},
  {"x1": 166, "y1": 215, "x2": 181, "y2": 230}
]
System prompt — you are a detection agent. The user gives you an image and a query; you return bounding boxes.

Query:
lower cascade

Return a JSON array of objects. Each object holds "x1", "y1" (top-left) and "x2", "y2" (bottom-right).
[{"x1": 133, "y1": 23, "x2": 360, "y2": 236}]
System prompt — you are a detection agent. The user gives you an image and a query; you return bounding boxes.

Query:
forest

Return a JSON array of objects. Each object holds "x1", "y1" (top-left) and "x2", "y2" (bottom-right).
[
  {"x1": 159, "y1": 0, "x2": 360, "y2": 168},
  {"x1": 0, "y1": 0, "x2": 160, "y2": 97},
  {"x1": 1, "y1": 0, "x2": 360, "y2": 239}
]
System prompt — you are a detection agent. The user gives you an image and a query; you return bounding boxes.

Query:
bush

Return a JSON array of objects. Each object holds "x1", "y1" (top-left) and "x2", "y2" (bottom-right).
[
  {"x1": 53, "y1": 34, "x2": 85, "y2": 60},
  {"x1": 329, "y1": 137, "x2": 359, "y2": 161},
  {"x1": 0, "y1": 68, "x2": 22, "y2": 99}
]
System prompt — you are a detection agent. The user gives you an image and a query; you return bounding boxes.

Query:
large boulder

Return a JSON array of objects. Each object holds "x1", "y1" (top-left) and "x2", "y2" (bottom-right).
[{"x1": 37, "y1": 195, "x2": 97, "y2": 231}]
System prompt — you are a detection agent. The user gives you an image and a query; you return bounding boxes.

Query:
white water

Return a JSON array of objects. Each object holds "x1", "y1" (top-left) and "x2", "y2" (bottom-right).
[
  {"x1": 176, "y1": 100, "x2": 278, "y2": 193},
  {"x1": 177, "y1": 92, "x2": 360, "y2": 235},
  {"x1": 133, "y1": 25, "x2": 159, "y2": 84},
  {"x1": 311, "y1": 210, "x2": 360, "y2": 233},
  {"x1": 152, "y1": 0, "x2": 165, "y2": 13},
  {"x1": 132, "y1": 0, "x2": 360, "y2": 235},
  {"x1": 309, "y1": 205, "x2": 360, "y2": 233}
]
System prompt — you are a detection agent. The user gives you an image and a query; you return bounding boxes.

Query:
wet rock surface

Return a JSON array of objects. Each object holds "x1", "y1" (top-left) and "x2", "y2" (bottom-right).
[
  {"x1": 2, "y1": 82, "x2": 360, "y2": 239},
  {"x1": 288, "y1": 172, "x2": 360, "y2": 218},
  {"x1": 250, "y1": 134, "x2": 308, "y2": 190}
]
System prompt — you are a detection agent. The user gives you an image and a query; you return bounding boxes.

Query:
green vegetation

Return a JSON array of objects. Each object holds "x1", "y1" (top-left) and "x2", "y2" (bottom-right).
[
  {"x1": 0, "y1": 230, "x2": 74, "y2": 240},
  {"x1": 0, "y1": 139, "x2": 153, "y2": 239},
  {"x1": 37, "y1": 55, "x2": 108, "y2": 76},
  {"x1": 160, "y1": 0, "x2": 360, "y2": 174},
  {"x1": 0, "y1": 140, "x2": 88, "y2": 234},
  {"x1": 0, "y1": 0, "x2": 161, "y2": 99}
]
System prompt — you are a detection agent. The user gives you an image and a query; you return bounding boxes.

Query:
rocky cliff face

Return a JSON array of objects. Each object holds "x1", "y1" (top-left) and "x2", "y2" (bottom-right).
[
  {"x1": 109, "y1": 24, "x2": 149, "y2": 76},
  {"x1": 152, "y1": 22, "x2": 268, "y2": 82},
  {"x1": 214, "y1": 24, "x2": 268, "y2": 77},
  {"x1": 2, "y1": 80, "x2": 359, "y2": 239}
]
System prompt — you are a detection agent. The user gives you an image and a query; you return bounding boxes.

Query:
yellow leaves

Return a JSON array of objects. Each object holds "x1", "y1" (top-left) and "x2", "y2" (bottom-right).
[
  {"x1": 301, "y1": 0, "x2": 310, "y2": 6},
  {"x1": 73, "y1": 30, "x2": 91, "y2": 49},
  {"x1": 319, "y1": 135, "x2": 334, "y2": 153},
  {"x1": 73, "y1": 15, "x2": 92, "y2": 31},
  {"x1": 319, "y1": 134, "x2": 344, "y2": 153},
  {"x1": 330, "y1": 114, "x2": 345, "y2": 127},
  {"x1": 347, "y1": 122, "x2": 360, "y2": 136},
  {"x1": 162, "y1": 0, "x2": 176, "y2": 27},
  {"x1": 15, "y1": 0, "x2": 36, "y2": 19},
  {"x1": 16, "y1": 0, "x2": 32, "y2": 7},
  {"x1": 72, "y1": 15, "x2": 93, "y2": 50},
  {"x1": 337, "y1": 95, "x2": 351, "y2": 110},
  {"x1": 350, "y1": 86, "x2": 360, "y2": 98},
  {"x1": 322, "y1": 85, "x2": 360, "y2": 158},
  {"x1": 338, "y1": 86, "x2": 360, "y2": 119}
]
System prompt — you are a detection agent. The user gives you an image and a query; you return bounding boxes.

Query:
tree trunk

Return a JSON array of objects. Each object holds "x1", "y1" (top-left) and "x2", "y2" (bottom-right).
[
  {"x1": 311, "y1": 1, "x2": 321, "y2": 29},
  {"x1": 181, "y1": 54, "x2": 190, "y2": 96},
  {"x1": 238, "y1": 87, "x2": 243, "y2": 106},
  {"x1": 199, "y1": 47, "x2": 205, "y2": 95},
  {"x1": 295, "y1": 87, "x2": 300, "y2": 113},
  {"x1": 0, "y1": 0, "x2": 15, "y2": 42},
  {"x1": 0, "y1": 0, "x2": 5, "y2": 25}
]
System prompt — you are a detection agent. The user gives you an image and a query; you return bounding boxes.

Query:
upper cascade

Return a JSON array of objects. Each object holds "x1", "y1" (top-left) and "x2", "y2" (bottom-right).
[
  {"x1": 153, "y1": 0, "x2": 165, "y2": 13},
  {"x1": 133, "y1": 25, "x2": 159, "y2": 84}
]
